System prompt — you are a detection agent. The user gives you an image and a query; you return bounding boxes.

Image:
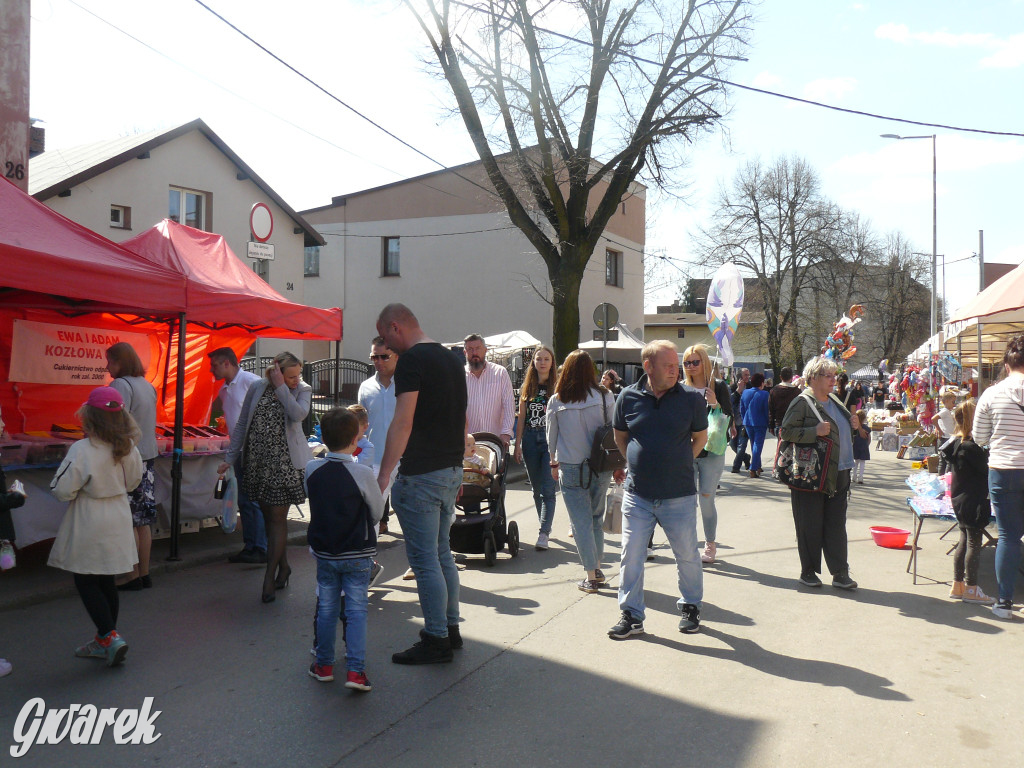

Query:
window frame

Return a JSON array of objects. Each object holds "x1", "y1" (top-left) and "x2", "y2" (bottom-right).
[
  {"x1": 381, "y1": 236, "x2": 400, "y2": 277},
  {"x1": 304, "y1": 245, "x2": 320, "y2": 277},
  {"x1": 168, "y1": 186, "x2": 210, "y2": 231},
  {"x1": 109, "y1": 204, "x2": 131, "y2": 230},
  {"x1": 605, "y1": 248, "x2": 623, "y2": 288}
]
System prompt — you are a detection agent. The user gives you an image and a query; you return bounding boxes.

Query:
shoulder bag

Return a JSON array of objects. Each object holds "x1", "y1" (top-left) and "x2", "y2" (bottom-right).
[
  {"x1": 774, "y1": 391, "x2": 834, "y2": 493},
  {"x1": 587, "y1": 391, "x2": 626, "y2": 475}
]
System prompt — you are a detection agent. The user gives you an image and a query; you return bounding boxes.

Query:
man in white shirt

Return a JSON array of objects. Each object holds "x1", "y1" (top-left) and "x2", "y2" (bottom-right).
[
  {"x1": 463, "y1": 334, "x2": 514, "y2": 451},
  {"x1": 358, "y1": 336, "x2": 397, "y2": 534},
  {"x1": 209, "y1": 348, "x2": 266, "y2": 564}
]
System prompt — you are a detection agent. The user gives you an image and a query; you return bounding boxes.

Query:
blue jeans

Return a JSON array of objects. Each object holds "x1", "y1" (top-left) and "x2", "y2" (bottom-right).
[
  {"x1": 731, "y1": 428, "x2": 750, "y2": 471},
  {"x1": 559, "y1": 462, "x2": 611, "y2": 572},
  {"x1": 693, "y1": 452, "x2": 726, "y2": 543},
  {"x1": 238, "y1": 488, "x2": 267, "y2": 552},
  {"x1": 392, "y1": 467, "x2": 462, "y2": 637},
  {"x1": 521, "y1": 429, "x2": 557, "y2": 534},
  {"x1": 314, "y1": 556, "x2": 371, "y2": 672},
  {"x1": 746, "y1": 426, "x2": 768, "y2": 473},
  {"x1": 990, "y1": 468, "x2": 1024, "y2": 602},
  {"x1": 618, "y1": 490, "x2": 702, "y2": 620}
]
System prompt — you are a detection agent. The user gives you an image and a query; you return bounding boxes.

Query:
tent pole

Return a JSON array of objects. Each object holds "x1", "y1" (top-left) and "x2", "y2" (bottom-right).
[{"x1": 168, "y1": 312, "x2": 187, "y2": 561}]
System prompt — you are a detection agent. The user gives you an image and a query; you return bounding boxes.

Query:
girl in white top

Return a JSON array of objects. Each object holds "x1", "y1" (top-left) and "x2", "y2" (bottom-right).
[{"x1": 49, "y1": 386, "x2": 143, "y2": 667}]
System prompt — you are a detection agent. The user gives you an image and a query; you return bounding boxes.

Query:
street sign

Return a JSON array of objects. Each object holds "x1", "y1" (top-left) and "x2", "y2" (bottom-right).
[
  {"x1": 247, "y1": 241, "x2": 275, "y2": 260},
  {"x1": 249, "y1": 202, "x2": 273, "y2": 242},
  {"x1": 593, "y1": 303, "x2": 619, "y2": 329}
]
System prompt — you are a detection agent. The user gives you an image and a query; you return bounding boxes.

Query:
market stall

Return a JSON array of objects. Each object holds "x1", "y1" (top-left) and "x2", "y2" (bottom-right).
[{"x1": 1, "y1": 179, "x2": 341, "y2": 552}]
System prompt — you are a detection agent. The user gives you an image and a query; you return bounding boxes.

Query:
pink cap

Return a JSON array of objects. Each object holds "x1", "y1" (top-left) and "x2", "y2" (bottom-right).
[{"x1": 86, "y1": 386, "x2": 124, "y2": 411}]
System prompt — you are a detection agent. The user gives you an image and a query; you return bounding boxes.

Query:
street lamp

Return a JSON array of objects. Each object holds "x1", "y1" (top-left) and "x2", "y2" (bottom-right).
[{"x1": 882, "y1": 133, "x2": 937, "y2": 392}]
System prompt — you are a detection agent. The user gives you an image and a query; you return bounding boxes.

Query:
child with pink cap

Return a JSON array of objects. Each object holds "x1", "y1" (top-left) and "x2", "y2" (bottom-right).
[{"x1": 48, "y1": 386, "x2": 144, "y2": 667}]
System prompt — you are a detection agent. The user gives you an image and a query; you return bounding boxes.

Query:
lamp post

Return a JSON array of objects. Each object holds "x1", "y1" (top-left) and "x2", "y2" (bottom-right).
[{"x1": 882, "y1": 133, "x2": 937, "y2": 393}]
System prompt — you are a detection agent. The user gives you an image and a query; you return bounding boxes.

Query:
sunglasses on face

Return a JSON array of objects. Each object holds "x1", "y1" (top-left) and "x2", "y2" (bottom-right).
[
  {"x1": 682, "y1": 359, "x2": 702, "y2": 368},
  {"x1": 370, "y1": 354, "x2": 392, "y2": 361}
]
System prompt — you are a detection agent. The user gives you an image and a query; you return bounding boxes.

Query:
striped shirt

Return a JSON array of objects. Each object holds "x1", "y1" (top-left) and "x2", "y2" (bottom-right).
[
  {"x1": 465, "y1": 361, "x2": 515, "y2": 438},
  {"x1": 974, "y1": 373, "x2": 1024, "y2": 469}
]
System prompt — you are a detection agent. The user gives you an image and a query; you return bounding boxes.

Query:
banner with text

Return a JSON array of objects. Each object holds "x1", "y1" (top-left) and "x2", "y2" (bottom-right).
[{"x1": 9, "y1": 320, "x2": 153, "y2": 385}]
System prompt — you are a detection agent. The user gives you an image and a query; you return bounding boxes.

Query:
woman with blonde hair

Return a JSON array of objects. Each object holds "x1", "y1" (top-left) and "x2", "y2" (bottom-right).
[
  {"x1": 546, "y1": 350, "x2": 616, "y2": 593},
  {"x1": 513, "y1": 345, "x2": 559, "y2": 550},
  {"x1": 681, "y1": 344, "x2": 733, "y2": 564},
  {"x1": 219, "y1": 351, "x2": 312, "y2": 603}
]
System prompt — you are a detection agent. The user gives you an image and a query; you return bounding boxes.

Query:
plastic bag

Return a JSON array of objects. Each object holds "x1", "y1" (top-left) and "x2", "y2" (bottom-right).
[
  {"x1": 0, "y1": 541, "x2": 15, "y2": 571},
  {"x1": 705, "y1": 407, "x2": 730, "y2": 456},
  {"x1": 218, "y1": 468, "x2": 239, "y2": 533}
]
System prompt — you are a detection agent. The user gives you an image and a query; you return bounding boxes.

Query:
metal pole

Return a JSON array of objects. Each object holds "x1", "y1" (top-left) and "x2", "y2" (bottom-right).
[
  {"x1": 602, "y1": 304, "x2": 608, "y2": 373},
  {"x1": 168, "y1": 312, "x2": 187, "y2": 561},
  {"x1": 930, "y1": 134, "x2": 938, "y2": 401},
  {"x1": 977, "y1": 230, "x2": 984, "y2": 394}
]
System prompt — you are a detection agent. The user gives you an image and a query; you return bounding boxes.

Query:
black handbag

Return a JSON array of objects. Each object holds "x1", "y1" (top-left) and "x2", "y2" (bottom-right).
[
  {"x1": 774, "y1": 392, "x2": 834, "y2": 493},
  {"x1": 587, "y1": 391, "x2": 626, "y2": 475}
]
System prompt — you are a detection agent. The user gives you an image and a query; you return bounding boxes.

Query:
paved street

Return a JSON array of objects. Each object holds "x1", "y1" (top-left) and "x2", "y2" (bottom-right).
[{"x1": 1, "y1": 438, "x2": 1020, "y2": 767}]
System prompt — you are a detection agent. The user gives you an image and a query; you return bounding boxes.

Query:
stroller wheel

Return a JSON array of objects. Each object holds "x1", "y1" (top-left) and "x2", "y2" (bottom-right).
[
  {"x1": 507, "y1": 521, "x2": 520, "y2": 558},
  {"x1": 483, "y1": 534, "x2": 497, "y2": 567}
]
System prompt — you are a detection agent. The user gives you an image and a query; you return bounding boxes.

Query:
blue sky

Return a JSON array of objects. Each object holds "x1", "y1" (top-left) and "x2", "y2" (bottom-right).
[{"x1": 29, "y1": 0, "x2": 1024, "y2": 320}]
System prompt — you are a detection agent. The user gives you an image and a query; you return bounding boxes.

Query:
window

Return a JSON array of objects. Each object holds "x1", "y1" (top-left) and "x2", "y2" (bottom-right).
[
  {"x1": 168, "y1": 186, "x2": 208, "y2": 230},
  {"x1": 605, "y1": 248, "x2": 623, "y2": 287},
  {"x1": 677, "y1": 328, "x2": 686, "y2": 338},
  {"x1": 304, "y1": 246, "x2": 320, "y2": 277},
  {"x1": 109, "y1": 204, "x2": 131, "y2": 230},
  {"x1": 382, "y1": 237, "x2": 400, "y2": 276}
]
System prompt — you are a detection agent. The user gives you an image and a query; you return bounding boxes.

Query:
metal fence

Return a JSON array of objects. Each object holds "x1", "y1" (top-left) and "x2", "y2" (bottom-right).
[{"x1": 240, "y1": 356, "x2": 373, "y2": 436}]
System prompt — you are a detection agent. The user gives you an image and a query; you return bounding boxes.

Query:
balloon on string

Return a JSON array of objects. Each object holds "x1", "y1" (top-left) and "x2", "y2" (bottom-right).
[{"x1": 705, "y1": 262, "x2": 745, "y2": 366}]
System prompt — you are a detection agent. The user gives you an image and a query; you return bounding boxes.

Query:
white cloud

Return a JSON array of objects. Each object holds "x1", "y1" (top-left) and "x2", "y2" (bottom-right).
[
  {"x1": 831, "y1": 135, "x2": 1024, "y2": 179},
  {"x1": 802, "y1": 77, "x2": 857, "y2": 102},
  {"x1": 874, "y1": 24, "x2": 1024, "y2": 68},
  {"x1": 750, "y1": 71, "x2": 782, "y2": 89}
]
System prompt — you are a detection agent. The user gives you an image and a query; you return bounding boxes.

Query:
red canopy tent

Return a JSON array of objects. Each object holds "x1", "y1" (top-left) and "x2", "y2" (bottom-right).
[{"x1": 1, "y1": 179, "x2": 342, "y2": 555}]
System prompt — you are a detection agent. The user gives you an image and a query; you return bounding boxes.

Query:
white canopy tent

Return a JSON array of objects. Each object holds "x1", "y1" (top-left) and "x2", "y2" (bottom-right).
[
  {"x1": 579, "y1": 322, "x2": 645, "y2": 364},
  {"x1": 944, "y1": 260, "x2": 1024, "y2": 366}
]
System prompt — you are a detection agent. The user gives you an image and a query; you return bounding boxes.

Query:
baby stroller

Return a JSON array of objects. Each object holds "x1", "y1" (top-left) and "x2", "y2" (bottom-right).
[{"x1": 450, "y1": 432, "x2": 519, "y2": 566}]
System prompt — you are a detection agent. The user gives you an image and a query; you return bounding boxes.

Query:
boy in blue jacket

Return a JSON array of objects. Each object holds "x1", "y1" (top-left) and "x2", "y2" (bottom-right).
[{"x1": 306, "y1": 407, "x2": 385, "y2": 692}]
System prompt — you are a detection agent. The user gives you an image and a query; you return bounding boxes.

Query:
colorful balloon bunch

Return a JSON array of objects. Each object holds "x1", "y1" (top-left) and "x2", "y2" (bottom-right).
[{"x1": 821, "y1": 304, "x2": 864, "y2": 362}]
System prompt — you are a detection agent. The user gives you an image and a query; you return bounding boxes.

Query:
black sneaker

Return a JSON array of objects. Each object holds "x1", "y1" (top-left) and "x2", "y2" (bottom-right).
[
  {"x1": 832, "y1": 573, "x2": 858, "y2": 590},
  {"x1": 799, "y1": 572, "x2": 823, "y2": 588},
  {"x1": 228, "y1": 548, "x2": 265, "y2": 564},
  {"x1": 369, "y1": 561, "x2": 384, "y2": 588},
  {"x1": 679, "y1": 603, "x2": 701, "y2": 634},
  {"x1": 992, "y1": 599, "x2": 1013, "y2": 619},
  {"x1": 392, "y1": 633, "x2": 453, "y2": 665},
  {"x1": 608, "y1": 611, "x2": 644, "y2": 640},
  {"x1": 421, "y1": 626, "x2": 463, "y2": 650}
]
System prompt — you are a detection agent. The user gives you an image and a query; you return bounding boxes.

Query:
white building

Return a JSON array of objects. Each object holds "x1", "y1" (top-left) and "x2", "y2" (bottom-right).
[
  {"x1": 29, "y1": 119, "x2": 323, "y2": 359},
  {"x1": 301, "y1": 157, "x2": 645, "y2": 359}
]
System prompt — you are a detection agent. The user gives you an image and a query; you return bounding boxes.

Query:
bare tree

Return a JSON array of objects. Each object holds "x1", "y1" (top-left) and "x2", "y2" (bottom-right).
[
  {"x1": 865, "y1": 232, "x2": 930, "y2": 364},
  {"x1": 699, "y1": 156, "x2": 842, "y2": 372},
  {"x1": 404, "y1": 0, "x2": 749, "y2": 360}
]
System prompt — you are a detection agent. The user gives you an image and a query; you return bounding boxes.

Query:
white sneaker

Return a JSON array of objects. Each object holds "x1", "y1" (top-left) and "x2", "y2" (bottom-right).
[
  {"x1": 992, "y1": 599, "x2": 1014, "y2": 619},
  {"x1": 646, "y1": 547, "x2": 655, "y2": 561},
  {"x1": 535, "y1": 533, "x2": 549, "y2": 551},
  {"x1": 700, "y1": 541, "x2": 717, "y2": 564},
  {"x1": 402, "y1": 567, "x2": 416, "y2": 581}
]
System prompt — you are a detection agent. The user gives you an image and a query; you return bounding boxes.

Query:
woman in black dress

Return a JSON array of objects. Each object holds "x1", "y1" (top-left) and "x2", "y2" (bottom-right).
[{"x1": 219, "y1": 352, "x2": 312, "y2": 603}]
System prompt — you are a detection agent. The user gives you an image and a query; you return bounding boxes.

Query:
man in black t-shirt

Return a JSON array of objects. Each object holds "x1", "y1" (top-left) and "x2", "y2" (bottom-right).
[{"x1": 376, "y1": 304, "x2": 467, "y2": 665}]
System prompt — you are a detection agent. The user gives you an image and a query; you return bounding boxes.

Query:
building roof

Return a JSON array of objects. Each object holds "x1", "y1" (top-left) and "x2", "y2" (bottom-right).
[
  {"x1": 644, "y1": 311, "x2": 761, "y2": 327},
  {"x1": 29, "y1": 119, "x2": 324, "y2": 246}
]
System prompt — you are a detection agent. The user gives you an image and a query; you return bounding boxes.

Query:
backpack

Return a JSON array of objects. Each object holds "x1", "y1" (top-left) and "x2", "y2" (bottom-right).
[{"x1": 587, "y1": 391, "x2": 626, "y2": 475}]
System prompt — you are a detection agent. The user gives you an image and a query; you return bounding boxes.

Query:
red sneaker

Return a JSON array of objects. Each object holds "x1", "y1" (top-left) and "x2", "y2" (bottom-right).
[
  {"x1": 344, "y1": 670, "x2": 372, "y2": 692},
  {"x1": 308, "y1": 662, "x2": 334, "y2": 682}
]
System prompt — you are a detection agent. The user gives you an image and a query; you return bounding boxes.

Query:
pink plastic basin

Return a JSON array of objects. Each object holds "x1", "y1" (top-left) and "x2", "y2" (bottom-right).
[{"x1": 870, "y1": 526, "x2": 910, "y2": 549}]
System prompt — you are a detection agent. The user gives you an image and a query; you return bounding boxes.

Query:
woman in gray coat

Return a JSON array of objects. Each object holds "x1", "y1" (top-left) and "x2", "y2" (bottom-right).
[{"x1": 219, "y1": 351, "x2": 312, "y2": 603}]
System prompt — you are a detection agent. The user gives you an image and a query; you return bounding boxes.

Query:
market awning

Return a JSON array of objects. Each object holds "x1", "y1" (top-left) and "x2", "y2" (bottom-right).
[{"x1": 122, "y1": 220, "x2": 341, "y2": 340}]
